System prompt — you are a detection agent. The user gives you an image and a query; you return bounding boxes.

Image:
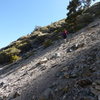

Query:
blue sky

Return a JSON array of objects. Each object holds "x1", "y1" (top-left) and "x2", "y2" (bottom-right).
[
  {"x1": 0, "y1": 0, "x2": 68, "y2": 48},
  {"x1": 0, "y1": 0, "x2": 99, "y2": 49}
]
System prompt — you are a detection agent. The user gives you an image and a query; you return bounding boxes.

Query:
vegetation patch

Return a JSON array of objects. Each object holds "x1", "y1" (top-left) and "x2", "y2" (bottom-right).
[
  {"x1": 0, "y1": 47, "x2": 21, "y2": 64},
  {"x1": 43, "y1": 39, "x2": 53, "y2": 48}
]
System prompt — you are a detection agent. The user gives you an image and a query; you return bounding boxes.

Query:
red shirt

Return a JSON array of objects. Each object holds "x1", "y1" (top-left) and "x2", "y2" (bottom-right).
[{"x1": 64, "y1": 30, "x2": 68, "y2": 34}]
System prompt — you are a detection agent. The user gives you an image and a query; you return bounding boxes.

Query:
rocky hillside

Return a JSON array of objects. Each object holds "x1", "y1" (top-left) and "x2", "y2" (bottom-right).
[
  {"x1": 0, "y1": 18, "x2": 66, "y2": 65},
  {"x1": 0, "y1": 2, "x2": 100, "y2": 100},
  {"x1": 0, "y1": 17, "x2": 100, "y2": 100},
  {"x1": 0, "y1": 2, "x2": 100, "y2": 65}
]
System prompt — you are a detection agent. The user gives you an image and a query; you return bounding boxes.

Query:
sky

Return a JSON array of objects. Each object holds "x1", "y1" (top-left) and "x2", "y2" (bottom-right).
[{"x1": 0, "y1": 0, "x2": 99, "y2": 49}]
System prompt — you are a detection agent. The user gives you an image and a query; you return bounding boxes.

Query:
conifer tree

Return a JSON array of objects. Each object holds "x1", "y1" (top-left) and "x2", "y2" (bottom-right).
[{"x1": 65, "y1": 0, "x2": 95, "y2": 32}]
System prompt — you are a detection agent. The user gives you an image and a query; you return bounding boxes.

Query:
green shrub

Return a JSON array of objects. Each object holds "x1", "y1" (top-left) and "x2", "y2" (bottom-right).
[
  {"x1": 43, "y1": 39, "x2": 53, "y2": 48},
  {"x1": 0, "y1": 47, "x2": 21, "y2": 64},
  {"x1": 84, "y1": 2, "x2": 100, "y2": 17},
  {"x1": 23, "y1": 50, "x2": 35, "y2": 59},
  {"x1": 17, "y1": 41, "x2": 32, "y2": 53},
  {"x1": 0, "y1": 52, "x2": 10, "y2": 64},
  {"x1": 75, "y1": 23, "x2": 87, "y2": 31},
  {"x1": 39, "y1": 27, "x2": 49, "y2": 33},
  {"x1": 75, "y1": 13, "x2": 94, "y2": 31},
  {"x1": 10, "y1": 55, "x2": 21, "y2": 62},
  {"x1": 50, "y1": 31, "x2": 62, "y2": 41},
  {"x1": 76, "y1": 13, "x2": 94, "y2": 24},
  {"x1": 34, "y1": 35, "x2": 48, "y2": 44},
  {"x1": 5, "y1": 47, "x2": 21, "y2": 55}
]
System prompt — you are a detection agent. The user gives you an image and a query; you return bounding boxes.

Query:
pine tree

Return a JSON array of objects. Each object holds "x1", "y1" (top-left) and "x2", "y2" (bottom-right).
[
  {"x1": 65, "y1": 0, "x2": 95, "y2": 32},
  {"x1": 67, "y1": 0, "x2": 81, "y2": 17},
  {"x1": 80, "y1": 0, "x2": 95, "y2": 8}
]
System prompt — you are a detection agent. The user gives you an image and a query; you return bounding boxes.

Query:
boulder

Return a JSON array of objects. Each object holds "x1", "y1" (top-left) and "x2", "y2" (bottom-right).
[
  {"x1": 38, "y1": 57, "x2": 48, "y2": 65},
  {"x1": 0, "y1": 82, "x2": 4, "y2": 88},
  {"x1": 67, "y1": 43, "x2": 85, "y2": 53},
  {"x1": 8, "y1": 91, "x2": 20, "y2": 100}
]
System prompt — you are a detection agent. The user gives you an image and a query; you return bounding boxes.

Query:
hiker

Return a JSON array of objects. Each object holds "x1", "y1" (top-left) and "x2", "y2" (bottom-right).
[{"x1": 61, "y1": 29, "x2": 69, "y2": 43}]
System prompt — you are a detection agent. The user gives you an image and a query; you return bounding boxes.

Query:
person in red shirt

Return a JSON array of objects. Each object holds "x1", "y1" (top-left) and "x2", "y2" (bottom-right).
[{"x1": 62, "y1": 29, "x2": 69, "y2": 43}]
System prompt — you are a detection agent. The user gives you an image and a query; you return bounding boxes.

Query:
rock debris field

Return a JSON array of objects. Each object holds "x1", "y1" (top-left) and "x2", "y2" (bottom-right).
[{"x1": 0, "y1": 18, "x2": 100, "y2": 100}]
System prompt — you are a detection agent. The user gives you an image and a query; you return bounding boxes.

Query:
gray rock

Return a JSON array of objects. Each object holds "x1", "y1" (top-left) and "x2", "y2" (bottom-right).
[
  {"x1": 77, "y1": 79, "x2": 92, "y2": 87},
  {"x1": 8, "y1": 91, "x2": 20, "y2": 100},
  {"x1": 91, "y1": 80, "x2": 100, "y2": 96},
  {"x1": 0, "y1": 97, "x2": 3, "y2": 100},
  {"x1": 50, "y1": 82, "x2": 58, "y2": 88},
  {"x1": 50, "y1": 52, "x2": 61, "y2": 59},
  {"x1": 63, "y1": 72, "x2": 70, "y2": 79},
  {"x1": 38, "y1": 57, "x2": 48, "y2": 64},
  {"x1": 0, "y1": 82, "x2": 4, "y2": 88},
  {"x1": 70, "y1": 68, "x2": 79, "y2": 78},
  {"x1": 98, "y1": 95, "x2": 100, "y2": 100},
  {"x1": 67, "y1": 43, "x2": 85, "y2": 53},
  {"x1": 96, "y1": 51, "x2": 100, "y2": 60},
  {"x1": 77, "y1": 96, "x2": 96, "y2": 100},
  {"x1": 39, "y1": 88, "x2": 55, "y2": 100}
]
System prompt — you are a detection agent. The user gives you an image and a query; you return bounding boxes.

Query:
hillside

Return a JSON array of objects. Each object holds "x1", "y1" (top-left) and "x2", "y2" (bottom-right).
[
  {"x1": 0, "y1": 2, "x2": 100, "y2": 100},
  {"x1": 0, "y1": 2, "x2": 100, "y2": 65},
  {"x1": 0, "y1": 18, "x2": 66, "y2": 65}
]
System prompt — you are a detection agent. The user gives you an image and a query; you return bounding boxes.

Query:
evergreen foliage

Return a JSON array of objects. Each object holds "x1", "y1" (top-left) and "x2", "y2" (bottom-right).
[{"x1": 66, "y1": 0, "x2": 95, "y2": 32}]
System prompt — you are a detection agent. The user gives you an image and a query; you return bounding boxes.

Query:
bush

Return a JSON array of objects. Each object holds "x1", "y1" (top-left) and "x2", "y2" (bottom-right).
[
  {"x1": 75, "y1": 23, "x2": 87, "y2": 31},
  {"x1": 84, "y1": 2, "x2": 100, "y2": 17},
  {"x1": 43, "y1": 39, "x2": 53, "y2": 48},
  {"x1": 5, "y1": 47, "x2": 21, "y2": 55},
  {"x1": 75, "y1": 13, "x2": 94, "y2": 31},
  {"x1": 10, "y1": 55, "x2": 21, "y2": 62},
  {"x1": 76, "y1": 13, "x2": 94, "y2": 24},
  {"x1": 39, "y1": 27, "x2": 49, "y2": 33},
  {"x1": 0, "y1": 52, "x2": 10, "y2": 64},
  {"x1": 17, "y1": 41, "x2": 32, "y2": 53},
  {"x1": 0, "y1": 47, "x2": 21, "y2": 64},
  {"x1": 23, "y1": 50, "x2": 35, "y2": 59},
  {"x1": 33, "y1": 35, "x2": 48, "y2": 45},
  {"x1": 50, "y1": 31, "x2": 62, "y2": 41}
]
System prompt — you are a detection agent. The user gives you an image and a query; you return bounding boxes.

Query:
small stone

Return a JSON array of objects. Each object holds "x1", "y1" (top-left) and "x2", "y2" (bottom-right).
[
  {"x1": 79, "y1": 96, "x2": 95, "y2": 100},
  {"x1": 0, "y1": 82, "x2": 4, "y2": 87},
  {"x1": 61, "y1": 67, "x2": 68, "y2": 72},
  {"x1": 55, "y1": 52, "x2": 61, "y2": 58},
  {"x1": 91, "y1": 80, "x2": 100, "y2": 96},
  {"x1": 89, "y1": 66, "x2": 96, "y2": 72},
  {"x1": 98, "y1": 95, "x2": 100, "y2": 100},
  {"x1": 39, "y1": 57, "x2": 48, "y2": 64},
  {"x1": 54, "y1": 88, "x2": 59, "y2": 92},
  {"x1": 95, "y1": 85, "x2": 100, "y2": 91},
  {"x1": 62, "y1": 94, "x2": 67, "y2": 100},
  {"x1": 32, "y1": 95, "x2": 37, "y2": 100},
  {"x1": 40, "y1": 65, "x2": 46, "y2": 71},
  {"x1": 39, "y1": 88, "x2": 55, "y2": 100},
  {"x1": 77, "y1": 79, "x2": 92, "y2": 87},
  {"x1": 8, "y1": 91, "x2": 20, "y2": 99},
  {"x1": 70, "y1": 71, "x2": 78, "y2": 78},
  {"x1": 62, "y1": 86, "x2": 69, "y2": 93},
  {"x1": 77, "y1": 43, "x2": 85, "y2": 48},
  {"x1": 56, "y1": 72, "x2": 62, "y2": 77},
  {"x1": 51, "y1": 52, "x2": 61, "y2": 59},
  {"x1": 63, "y1": 72, "x2": 69, "y2": 79},
  {"x1": 95, "y1": 80, "x2": 100, "y2": 85},
  {"x1": 52, "y1": 82, "x2": 57, "y2": 86}
]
